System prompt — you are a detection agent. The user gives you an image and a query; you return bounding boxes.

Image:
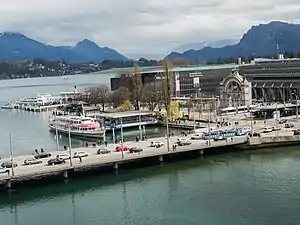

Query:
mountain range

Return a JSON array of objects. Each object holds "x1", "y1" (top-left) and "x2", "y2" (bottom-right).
[
  {"x1": 0, "y1": 32, "x2": 127, "y2": 62},
  {"x1": 165, "y1": 21, "x2": 300, "y2": 62},
  {"x1": 173, "y1": 39, "x2": 238, "y2": 53}
]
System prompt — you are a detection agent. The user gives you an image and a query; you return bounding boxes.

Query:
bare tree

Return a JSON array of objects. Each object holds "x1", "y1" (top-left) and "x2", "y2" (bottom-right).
[
  {"x1": 85, "y1": 85, "x2": 110, "y2": 110},
  {"x1": 109, "y1": 87, "x2": 130, "y2": 108},
  {"x1": 131, "y1": 63, "x2": 143, "y2": 109},
  {"x1": 163, "y1": 61, "x2": 173, "y2": 116},
  {"x1": 142, "y1": 82, "x2": 164, "y2": 110}
]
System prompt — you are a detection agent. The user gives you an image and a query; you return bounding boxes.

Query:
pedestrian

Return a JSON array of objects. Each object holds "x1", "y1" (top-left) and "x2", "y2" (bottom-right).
[
  {"x1": 41, "y1": 148, "x2": 44, "y2": 153},
  {"x1": 231, "y1": 137, "x2": 233, "y2": 142},
  {"x1": 79, "y1": 156, "x2": 82, "y2": 163},
  {"x1": 86, "y1": 142, "x2": 89, "y2": 148},
  {"x1": 105, "y1": 141, "x2": 108, "y2": 147}
]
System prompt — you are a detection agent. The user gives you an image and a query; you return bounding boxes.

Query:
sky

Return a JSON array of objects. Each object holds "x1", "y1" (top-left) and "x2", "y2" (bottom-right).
[{"x1": 1, "y1": 0, "x2": 300, "y2": 59}]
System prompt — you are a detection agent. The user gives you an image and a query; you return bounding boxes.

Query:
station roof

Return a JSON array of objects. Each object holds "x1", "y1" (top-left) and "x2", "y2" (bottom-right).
[
  {"x1": 97, "y1": 110, "x2": 155, "y2": 118},
  {"x1": 140, "y1": 64, "x2": 239, "y2": 74}
]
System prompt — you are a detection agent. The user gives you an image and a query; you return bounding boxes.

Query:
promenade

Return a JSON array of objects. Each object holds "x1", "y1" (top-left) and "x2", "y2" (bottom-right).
[{"x1": 0, "y1": 113, "x2": 299, "y2": 189}]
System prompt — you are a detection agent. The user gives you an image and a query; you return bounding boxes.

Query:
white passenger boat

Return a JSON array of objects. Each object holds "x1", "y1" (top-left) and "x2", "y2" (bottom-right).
[
  {"x1": 49, "y1": 115, "x2": 104, "y2": 138},
  {"x1": 17, "y1": 93, "x2": 62, "y2": 106}
]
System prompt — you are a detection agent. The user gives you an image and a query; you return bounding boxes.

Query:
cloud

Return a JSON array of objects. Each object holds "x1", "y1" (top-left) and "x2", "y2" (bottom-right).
[{"x1": 0, "y1": 0, "x2": 300, "y2": 59}]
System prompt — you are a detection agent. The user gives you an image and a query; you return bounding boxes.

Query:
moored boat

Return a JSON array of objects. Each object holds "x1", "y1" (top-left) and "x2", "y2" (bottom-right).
[{"x1": 49, "y1": 115, "x2": 104, "y2": 138}]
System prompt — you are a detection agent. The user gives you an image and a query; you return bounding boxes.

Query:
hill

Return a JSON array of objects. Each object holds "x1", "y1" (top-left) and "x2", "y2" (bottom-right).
[
  {"x1": 165, "y1": 21, "x2": 300, "y2": 62},
  {"x1": 0, "y1": 32, "x2": 127, "y2": 62}
]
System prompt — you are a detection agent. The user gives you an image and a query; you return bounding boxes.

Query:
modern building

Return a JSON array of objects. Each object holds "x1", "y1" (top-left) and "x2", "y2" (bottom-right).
[{"x1": 110, "y1": 64, "x2": 238, "y2": 98}]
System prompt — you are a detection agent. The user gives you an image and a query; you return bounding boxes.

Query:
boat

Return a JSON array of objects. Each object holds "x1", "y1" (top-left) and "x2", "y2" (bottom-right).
[
  {"x1": 1, "y1": 102, "x2": 16, "y2": 109},
  {"x1": 17, "y1": 93, "x2": 62, "y2": 106},
  {"x1": 48, "y1": 115, "x2": 104, "y2": 138}
]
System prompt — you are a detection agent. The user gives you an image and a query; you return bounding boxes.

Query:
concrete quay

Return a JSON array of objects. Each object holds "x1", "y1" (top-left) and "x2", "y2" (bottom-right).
[{"x1": 1, "y1": 126, "x2": 300, "y2": 190}]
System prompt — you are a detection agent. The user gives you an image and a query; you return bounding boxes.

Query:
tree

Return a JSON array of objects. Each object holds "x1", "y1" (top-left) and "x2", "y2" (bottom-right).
[
  {"x1": 109, "y1": 87, "x2": 130, "y2": 107},
  {"x1": 131, "y1": 63, "x2": 143, "y2": 109},
  {"x1": 122, "y1": 100, "x2": 133, "y2": 111},
  {"x1": 163, "y1": 61, "x2": 173, "y2": 118},
  {"x1": 142, "y1": 82, "x2": 164, "y2": 110},
  {"x1": 85, "y1": 85, "x2": 110, "y2": 110}
]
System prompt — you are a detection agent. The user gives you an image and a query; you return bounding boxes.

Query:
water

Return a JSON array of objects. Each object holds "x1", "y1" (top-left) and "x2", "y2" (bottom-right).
[
  {"x1": 1, "y1": 147, "x2": 300, "y2": 225},
  {"x1": 0, "y1": 73, "x2": 172, "y2": 157}
]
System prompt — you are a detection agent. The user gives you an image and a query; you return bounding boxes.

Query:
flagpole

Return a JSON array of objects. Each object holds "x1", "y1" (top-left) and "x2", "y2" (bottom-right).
[{"x1": 55, "y1": 118, "x2": 59, "y2": 151}]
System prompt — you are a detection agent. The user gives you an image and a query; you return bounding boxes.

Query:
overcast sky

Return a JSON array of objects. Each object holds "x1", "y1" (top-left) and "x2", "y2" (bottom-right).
[{"x1": 1, "y1": 0, "x2": 300, "y2": 59}]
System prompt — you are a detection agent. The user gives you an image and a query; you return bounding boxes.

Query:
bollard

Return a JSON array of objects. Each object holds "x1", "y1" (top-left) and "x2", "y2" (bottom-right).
[
  {"x1": 63, "y1": 170, "x2": 68, "y2": 179},
  {"x1": 158, "y1": 155, "x2": 163, "y2": 162},
  {"x1": 6, "y1": 179, "x2": 12, "y2": 189},
  {"x1": 113, "y1": 163, "x2": 119, "y2": 170}
]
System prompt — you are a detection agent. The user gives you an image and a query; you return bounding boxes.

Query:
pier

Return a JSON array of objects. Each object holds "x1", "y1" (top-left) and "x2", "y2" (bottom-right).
[
  {"x1": 0, "y1": 128, "x2": 299, "y2": 190},
  {"x1": 14, "y1": 104, "x2": 67, "y2": 112}
]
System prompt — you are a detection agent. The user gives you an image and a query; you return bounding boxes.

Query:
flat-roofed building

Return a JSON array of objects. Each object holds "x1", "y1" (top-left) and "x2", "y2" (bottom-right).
[{"x1": 110, "y1": 64, "x2": 238, "y2": 98}]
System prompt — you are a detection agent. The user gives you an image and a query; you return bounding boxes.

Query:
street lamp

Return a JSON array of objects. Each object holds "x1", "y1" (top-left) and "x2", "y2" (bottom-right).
[
  {"x1": 68, "y1": 127, "x2": 73, "y2": 167},
  {"x1": 9, "y1": 133, "x2": 15, "y2": 176},
  {"x1": 292, "y1": 91, "x2": 298, "y2": 120}
]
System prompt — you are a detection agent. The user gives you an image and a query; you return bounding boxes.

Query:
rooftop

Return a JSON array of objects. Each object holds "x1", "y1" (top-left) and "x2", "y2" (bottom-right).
[
  {"x1": 140, "y1": 64, "x2": 240, "y2": 74},
  {"x1": 97, "y1": 111, "x2": 155, "y2": 118}
]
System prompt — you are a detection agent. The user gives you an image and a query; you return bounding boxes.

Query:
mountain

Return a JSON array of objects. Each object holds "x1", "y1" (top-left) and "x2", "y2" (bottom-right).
[
  {"x1": 173, "y1": 39, "x2": 238, "y2": 52},
  {"x1": 165, "y1": 21, "x2": 300, "y2": 62},
  {"x1": 0, "y1": 32, "x2": 127, "y2": 62}
]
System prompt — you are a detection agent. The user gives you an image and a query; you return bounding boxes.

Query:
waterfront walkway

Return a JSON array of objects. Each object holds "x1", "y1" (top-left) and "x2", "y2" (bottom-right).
[{"x1": 0, "y1": 133, "x2": 248, "y2": 184}]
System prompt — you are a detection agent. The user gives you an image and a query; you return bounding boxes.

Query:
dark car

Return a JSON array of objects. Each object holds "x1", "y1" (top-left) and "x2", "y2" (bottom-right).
[
  {"x1": 1, "y1": 161, "x2": 17, "y2": 168},
  {"x1": 35, "y1": 153, "x2": 52, "y2": 159},
  {"x1": 279, "y1": 119, "x2": 287, "y2": 124},
  {"x1": 47, "y1": 158, "x2": 65, "y2": 165},
  {"x1": 97, "y1": 148, "x2": 111, "y2": 154},
  {"x1": 129, "y1": 147, "x2": 143, "y2": 153}
]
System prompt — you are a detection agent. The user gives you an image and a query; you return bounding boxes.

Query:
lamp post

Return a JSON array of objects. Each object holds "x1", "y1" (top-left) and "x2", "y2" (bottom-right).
[
  {"x1": 9, "y1": 133, "x2": 15, "y2": 176},
  {"x1": 138, "y1": 101, "x2": 142, "y2": 140},
  {"x1": 192, "y1": 101, "x2": 196, "y2": 131},
  {"x1": 68, "y1": 127, "x2": 73, "y2": 167},
  {"x1": 293, "y1": 90, "x2": 298, "y2": 119},
  {"x1": 55, "y1": 118, "x2": 59, "y2": 151},
  {"x1": 120, "y1": 106, "x2": 124, "y2": 159}
]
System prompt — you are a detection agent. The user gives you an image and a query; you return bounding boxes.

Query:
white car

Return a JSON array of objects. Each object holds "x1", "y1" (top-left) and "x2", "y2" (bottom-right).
[
  {"x1": 262, "y1": 127, "x2": 273, "y2": 133},
  {"x1": 177, "y1": 138, "x2": 191, "y2": 146},
  {"x1": 150, "y1": 141, "x2": 164, "y2": 147},
  {"x1": 0, "y1": 167, "x2": 9, "y2": 174},
  {"x1": 56, "y1": 153, "x2": 71, "y2": 160},
  {"x1": 73, "y1": 151, "x2": 89, "y2": 158},
  {"x1": 191, "y1": 133, "x2": 203, "y2": 140}
]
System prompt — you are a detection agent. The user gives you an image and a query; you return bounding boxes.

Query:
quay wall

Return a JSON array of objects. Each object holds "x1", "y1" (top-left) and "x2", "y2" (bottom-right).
[{"x1": 1, "y1": 134, "x2": 300, "y2": 191}]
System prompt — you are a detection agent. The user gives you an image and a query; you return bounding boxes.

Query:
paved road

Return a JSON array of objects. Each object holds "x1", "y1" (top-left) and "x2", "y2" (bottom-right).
[{"x1": 0, "y1": 115, "x2": 297, "y2": 182}]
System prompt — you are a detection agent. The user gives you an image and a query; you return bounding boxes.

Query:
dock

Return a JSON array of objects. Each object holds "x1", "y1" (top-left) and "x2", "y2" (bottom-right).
[
  {"x1": 1, "y1": 129, "x2": 300, "y2": 190},
  {"x1": 14, "y1": 104, "x2": 67, "y2": 112}
]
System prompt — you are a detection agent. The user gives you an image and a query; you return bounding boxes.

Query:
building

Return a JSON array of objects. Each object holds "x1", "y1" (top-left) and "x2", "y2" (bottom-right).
[
  {"x1": 110, "y1": 64, "x2": 238, "y2": 98},
  {"x1": 219, "y1": 55, "x2": 300, "y2": 107}
]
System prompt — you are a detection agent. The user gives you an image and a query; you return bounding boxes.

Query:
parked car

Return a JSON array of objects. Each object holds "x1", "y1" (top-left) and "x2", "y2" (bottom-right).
[
  {"x1": 293, "y1": 129, "x2": 300, "y2": 135},
  {"x1": 214, "y1": 136, "x2": 226, "y2": 141},
  {"x1": 34, "y1": 152, "x2": 51, "y2": 159},
  {"x1": 262, "y1": 127, "x2": 273, "y2": 133},
  {"x1": 285, "y1": 123, "x2": 294, "y2": 128},
  {"x1": 73, "y1": 151, "x2": 88, "y2": 158},
  {"x1": 150, "y1": 141, "x2": 164, "y2": 147},
  {"x1": 177, "y1": 138, "x2": 191, "y2": 146},
  {"x1": 129, "y1": 147, "x2": 143, "y2": 153},
  {"x1": 279, "y1": 119, "x2": 287, "y2": 124},
  {"x1": 248, "y1": 132, "x2": 261, "y2": 137},
  {"x1": 0, "y1": 167, "x2": 9, "y2": 174},
  {"x1": 271, "y1": 126, "x2": 281, "y2": 131},
  {"x1": 191, "y1": 133, "x2": 203, "y2": 140},
  {"x1": 1, "y1": 161, "x2": 17, "y2": 168},
  {"x1": 56, "y1": 153, "x2": 71, "y2": 160},
  {"x1": 97, "y1": 148, "x2": 111, "y2": 154},
  {"x1": 48, "y1": 158, "x2": 65, "y2": 165},
  {"x1": 115, "y1": 146, "x2": 129, "y2": 152},
  {"x1": 24, "y1": 158, "x2": 42, "y2": 165}
]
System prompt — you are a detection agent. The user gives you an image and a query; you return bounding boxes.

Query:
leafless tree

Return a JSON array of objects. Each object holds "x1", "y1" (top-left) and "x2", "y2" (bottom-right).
[
  {"x1": 85, "y1": 85, "x2": 110, "y2": 110},
  {"x1": 131, "y1": 63, "x2": 143, "y2": 109},
  {"x1": 162, "y1": 61, "x2": 173, "y2": 117},
  {"x1": 142, "y1": 82, "x2": 164, "y2": 111},
  {"x1": 108, "y1": 87, "x2": 131, "y2": 108}
]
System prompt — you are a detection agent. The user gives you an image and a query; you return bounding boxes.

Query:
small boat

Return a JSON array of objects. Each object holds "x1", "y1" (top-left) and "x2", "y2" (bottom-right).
[
  {"x1": 48, "y1": 115, "x2": 104, "y2": 138},
  {"x1": 1, "y1": 102, "x2": 15, "y2": 109}
]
